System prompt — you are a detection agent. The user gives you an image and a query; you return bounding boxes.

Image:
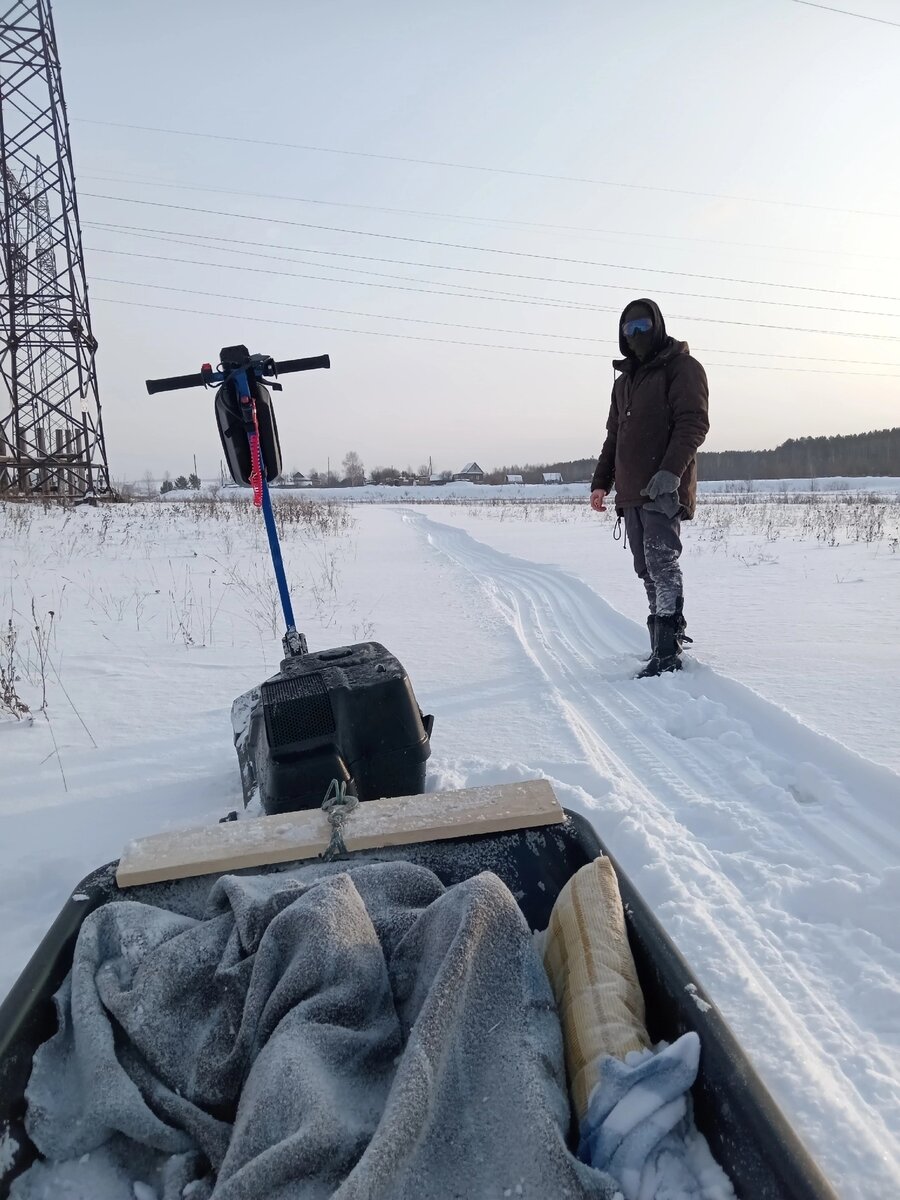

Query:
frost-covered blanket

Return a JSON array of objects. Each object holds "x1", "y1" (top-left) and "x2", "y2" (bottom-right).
[
  {"x1": 579, "y1": 1033, "x2": 734, "y2": 1200},
  {"x1": 14, "y1": 861, "x2": 616, "y2": 1200}
]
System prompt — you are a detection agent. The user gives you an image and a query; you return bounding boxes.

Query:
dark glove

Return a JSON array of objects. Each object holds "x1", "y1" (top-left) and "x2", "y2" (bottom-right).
[
  {"x1": 640, "y1": 469, "x2": 681, "y2": 500},
  {"x1": 644, "y1": 492, "x2": 682, "y2": 518}
]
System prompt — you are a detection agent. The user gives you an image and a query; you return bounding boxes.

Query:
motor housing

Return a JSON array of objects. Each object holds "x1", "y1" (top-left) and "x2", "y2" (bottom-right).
[{"x1": 232, "y1": 641, "x2": 434, "y2": 814}]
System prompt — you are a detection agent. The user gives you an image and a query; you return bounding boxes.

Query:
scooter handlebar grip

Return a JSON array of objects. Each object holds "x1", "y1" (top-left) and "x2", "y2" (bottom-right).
[
  {"x1": 273, "y1": 354, "x2": 330, "y2": 375},
  {"x1": 145, "y1": 372, "x2": 206, "y2": 395}
]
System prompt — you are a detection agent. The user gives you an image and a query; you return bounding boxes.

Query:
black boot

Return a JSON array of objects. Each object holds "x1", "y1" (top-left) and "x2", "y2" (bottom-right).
[
  {"x1": 645, "y1": 613, "x2": 658, "y2": 660},
  {"x1": 674, "y1": 596, "x2": 693, "y2": 652},
  {"x1": 637, "y1": 613, "x2": 682, "y2": 678}
]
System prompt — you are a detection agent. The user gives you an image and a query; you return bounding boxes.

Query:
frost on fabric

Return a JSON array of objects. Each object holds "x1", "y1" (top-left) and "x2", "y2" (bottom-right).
[
  {"x1": 0, "y1": 1125, "x2": 19, "y2": 1176},
  {"x1": 12, "y1": 862, "x2": 617, "y2": 1200},
  {"x1": 579, "y1": 1035, "x2": 735, "y2": 1200}
]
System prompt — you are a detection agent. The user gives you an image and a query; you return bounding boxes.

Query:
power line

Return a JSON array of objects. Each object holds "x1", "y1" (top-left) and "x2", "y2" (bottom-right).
[
  {"x1": 83, "y1": 218, "x2": 900, "y2": 319},
  {"x1": 92, "y1": 275, "x2": 615, "y2": 343},
  {"x1": 83, "y1": 238, "x2": 900, "y2": 342},
  {"x1": 88, "y1": 220, "x2": 587, "y2": 300},
  {"x1": 89, "y1": 293, "x2": 900, "y2": 377},
  {"x1": 791, "y1": 0, "x2": 900, "y2": 28},
  {"x1": 85, "y1": 243, "x2": 613, "y2": 315},
  {"x1": 82, "y1": 240, "x2": 900, "y2": 343},
  {"x1": 87, "y1": 221, "x2": 521, "y2": 296},
  {"x1": 80, "y1": 192, "x2": 900, "y2": 306},
  {"x1": 75, "y1": 118, "x2": 899, "y2": 219},
  {"x1": 90, "y1": 274, "x2": 900, "y2": 369},
  {"x1": 80, "y1": 171, "x2": 894, "y2": 265},
  {"x1": 92, "y1": 296, "x2": 602, "y2": 357}
]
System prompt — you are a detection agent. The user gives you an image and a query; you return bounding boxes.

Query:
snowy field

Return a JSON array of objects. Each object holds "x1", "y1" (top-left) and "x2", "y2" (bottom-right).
[{"x1": 2, "y1": 488, "x2": 900, "y2": 1200}]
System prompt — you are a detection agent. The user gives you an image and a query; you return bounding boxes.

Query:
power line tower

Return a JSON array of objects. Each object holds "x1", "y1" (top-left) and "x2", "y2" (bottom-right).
[{"x1": 0, "y1": 0, "x2": 110, "y2": 499}]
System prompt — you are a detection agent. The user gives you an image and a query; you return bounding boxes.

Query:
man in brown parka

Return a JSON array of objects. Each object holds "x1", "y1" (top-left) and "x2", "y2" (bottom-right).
[{"x1": 590, "y1": 299, "x2": 709, "y2": 677}]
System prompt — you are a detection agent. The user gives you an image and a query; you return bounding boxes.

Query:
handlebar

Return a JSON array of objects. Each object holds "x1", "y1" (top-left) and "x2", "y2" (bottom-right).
[
  {"x1": 146, "y1": 371, "x2": 205, "y2": 395},
  {"x1": 275, "y1": 354, "x2": 331, "y2": 375},
  {"x1": 145, "y1": 354, "x2": 330, "y2": 395}
]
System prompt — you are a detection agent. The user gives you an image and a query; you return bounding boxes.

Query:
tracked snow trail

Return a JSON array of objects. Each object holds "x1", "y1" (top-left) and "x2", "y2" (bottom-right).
[{"x1": 410, "y1": 511, "x2": 900, "y2": 1200}]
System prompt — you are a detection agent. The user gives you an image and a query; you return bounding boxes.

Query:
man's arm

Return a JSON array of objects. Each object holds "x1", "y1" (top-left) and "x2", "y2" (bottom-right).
[
  {"x1": 660, "y1": 357, "x2": 710, "y2": 479},
  {"x1": 591, "y1": 396, "x2": 619, "y2": 492}
]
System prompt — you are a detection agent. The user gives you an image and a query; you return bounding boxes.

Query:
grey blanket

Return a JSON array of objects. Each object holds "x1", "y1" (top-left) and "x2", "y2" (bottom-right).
[{"x1": 14, "y1": 861, "x2": 615, "y2": 1200}]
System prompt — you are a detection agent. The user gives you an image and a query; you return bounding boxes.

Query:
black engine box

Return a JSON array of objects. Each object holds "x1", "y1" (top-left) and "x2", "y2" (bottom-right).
[{"x1": 232, "y1": 642, "x2": 433, "y2": 814}]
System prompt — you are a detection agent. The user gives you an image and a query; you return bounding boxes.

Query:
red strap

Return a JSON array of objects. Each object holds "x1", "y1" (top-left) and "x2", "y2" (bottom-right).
[{"x1": 247, "y1": 399, "x2": 264, "y2": 508}]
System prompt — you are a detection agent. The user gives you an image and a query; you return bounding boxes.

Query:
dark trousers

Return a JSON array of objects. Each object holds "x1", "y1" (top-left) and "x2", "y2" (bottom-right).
[{"x1": 623, "y1": 506, "x2": 683, "y2": 616}]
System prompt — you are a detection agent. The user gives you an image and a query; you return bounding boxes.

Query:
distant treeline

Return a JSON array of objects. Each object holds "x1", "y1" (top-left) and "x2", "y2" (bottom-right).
[
  {"x1": 497, "y1": 428, "x2": 899, "y2": 485},
  {"x1": 696, "y1": 428, "x2": 900, "y2": 481}
]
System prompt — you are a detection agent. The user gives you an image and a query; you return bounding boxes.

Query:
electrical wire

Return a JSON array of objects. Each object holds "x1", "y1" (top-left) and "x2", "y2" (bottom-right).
[
  {"x1": 82, "y1": 218, "x2": 900, "y2": 319},
  {"x1": 85, "y1": 244, "x2": 614, "y2": 315},
  {"x1": 80, "y1": 171, "x2": 896, "y2": 264},
  {"x1": 83, "y1": 241, "x2": 900, "y2": 342},
  {"x1": 790, "y1": 0, "x2": 900, "y2": 28},
  {"x1": 88, "y1": 293, "x2": 900, "y2": 377},
  {"x1": 92, "y1": 275, "x2": 615, "y2": 342},
  {"x1": 90, "y1": 274, "x2": 900, "y2": 369},
  {"x1": 75, "y1": 118, "x2": 899, "y2": 219},
  {"x1": 90, "y1": 295, "x2": 602, "y2": 357},
  {"x1": 80, "y1": 192, "x2": 900, "y2": 304},
  {"x1": 87, "y1": 221, "x2": 613, "y2": 302}
]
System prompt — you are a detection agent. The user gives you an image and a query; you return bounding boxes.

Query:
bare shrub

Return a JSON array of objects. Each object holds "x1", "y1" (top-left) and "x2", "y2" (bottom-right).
[
  {"x1": 29, "y1": 601, "x2": 55, "y2": 710},
  {"x1": 0, "y1": 501, "x2": 36, "y2": 539},
  {"x1": 1, "y1": 617, "x2": 30, "y2": 719},
  {"x1": 273, "y1": 496, "x2": 354, "y2": 537}
]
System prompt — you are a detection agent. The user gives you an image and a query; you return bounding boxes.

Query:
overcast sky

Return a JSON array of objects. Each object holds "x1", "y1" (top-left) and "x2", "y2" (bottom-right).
[{"x1": 45, "y1": 0, "x2": 900, "y2": 479}]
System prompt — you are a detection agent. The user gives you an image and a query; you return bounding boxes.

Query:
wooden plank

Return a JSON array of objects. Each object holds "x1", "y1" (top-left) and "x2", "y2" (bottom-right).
[{"x1": 116, "y1": 780, "x2": 565, "y2": 888}]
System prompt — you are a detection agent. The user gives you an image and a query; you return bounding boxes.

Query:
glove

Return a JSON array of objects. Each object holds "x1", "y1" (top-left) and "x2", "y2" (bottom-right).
[
  {"x1": 640, "y1": 469, "x2": 681, "y2": 500},
  {"x1": 644, "y1": 492, "x2": 682, "y2": 518}
]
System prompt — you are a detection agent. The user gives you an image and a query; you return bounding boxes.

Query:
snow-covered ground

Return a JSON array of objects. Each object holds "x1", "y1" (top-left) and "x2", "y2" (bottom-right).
[{"x1": 2, "y1": 491, "x2": 899, "y2": 1200}]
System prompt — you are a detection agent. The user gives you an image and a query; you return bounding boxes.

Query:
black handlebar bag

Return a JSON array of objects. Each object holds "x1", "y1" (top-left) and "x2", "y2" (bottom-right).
[{"x1": 215, "y1": 378, "x2": 283, "y2": 485}]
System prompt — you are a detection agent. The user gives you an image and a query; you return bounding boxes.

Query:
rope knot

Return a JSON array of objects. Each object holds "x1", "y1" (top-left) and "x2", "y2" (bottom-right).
[{"x1": 321, "y1": 779, "x2": 359, "y2": 861}]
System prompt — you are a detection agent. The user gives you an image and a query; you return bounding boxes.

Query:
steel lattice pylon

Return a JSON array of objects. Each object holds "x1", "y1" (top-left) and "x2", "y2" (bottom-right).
[{"x1": 0, "y1": 0, "x2": 109, "y2": 498}]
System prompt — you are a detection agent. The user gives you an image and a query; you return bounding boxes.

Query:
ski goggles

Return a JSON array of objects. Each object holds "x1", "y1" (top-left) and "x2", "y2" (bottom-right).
[{"x1": 622, "y1": 317, "x2": 654, "y2": 336}]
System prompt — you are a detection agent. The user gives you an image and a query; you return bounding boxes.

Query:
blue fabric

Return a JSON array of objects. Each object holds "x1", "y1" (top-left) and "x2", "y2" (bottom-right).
[{"x1": 578, "y1": 1033, "x2": 734, "y2": 1200}]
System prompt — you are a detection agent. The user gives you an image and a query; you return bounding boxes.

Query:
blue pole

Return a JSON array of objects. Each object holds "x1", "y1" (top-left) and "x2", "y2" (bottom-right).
[
  {"x1": 260, "y1": 474, "x2": 297, "y2": 632},
  {"x1": 233, "y1": 368, "x2": 298, "y2": 640}
]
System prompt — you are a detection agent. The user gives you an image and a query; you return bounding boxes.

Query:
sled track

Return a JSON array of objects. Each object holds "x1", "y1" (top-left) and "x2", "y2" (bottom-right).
[{"x1": 411, "y1": 511, "x2": 900, "y2": 1200}]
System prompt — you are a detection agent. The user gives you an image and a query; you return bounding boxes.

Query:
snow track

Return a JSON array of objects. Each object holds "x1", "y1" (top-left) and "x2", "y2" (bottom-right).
[
  {"x1": 412, "y1": 511, "x2": 900, "y2": 1200},
  {"x1": 2, "y1": 500, "x2": 897, "y2": 1200}
]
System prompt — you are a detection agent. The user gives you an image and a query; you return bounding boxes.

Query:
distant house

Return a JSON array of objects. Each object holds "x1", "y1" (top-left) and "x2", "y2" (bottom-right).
[
  {"x1": 453, "y1": 461, "x2": 484, "y2": 483},
  {"x1": 542, "y1": 472, "x2": 564, "y2": 484},
  {"x1": 428, "y1": 473, "x2": 447, "y2": 486},
  {"x1": 505, "y1": 473, "x2": 524, "y2": 485},
  {"x1": 271, "y1": 472, "x2": 312, "y2": 488}
]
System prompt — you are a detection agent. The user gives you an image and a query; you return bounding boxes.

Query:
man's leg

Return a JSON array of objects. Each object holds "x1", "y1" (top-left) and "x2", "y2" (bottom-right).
[
  {"x1": 635, "y1": 509, "x2": 686, "y2": 676},
  {"x1": 641, "y1": 509, "x2": 683, "y2": 616},
  {"x1": 623, "y1": 507, "x2": 657, "y2": 614}
]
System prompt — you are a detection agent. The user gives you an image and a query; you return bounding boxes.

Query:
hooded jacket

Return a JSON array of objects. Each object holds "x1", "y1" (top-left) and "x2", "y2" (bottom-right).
[{"x1": 590, "y1": 299, "x2": 709, "y2": 519}]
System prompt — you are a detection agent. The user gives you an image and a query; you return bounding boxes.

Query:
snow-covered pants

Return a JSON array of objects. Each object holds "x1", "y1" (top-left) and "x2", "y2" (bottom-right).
[{"x1": 623, "y1": 506, "x2": 683, "y2": 616}]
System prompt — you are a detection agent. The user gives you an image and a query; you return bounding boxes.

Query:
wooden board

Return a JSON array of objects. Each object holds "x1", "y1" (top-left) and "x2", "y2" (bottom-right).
[{"x1": 116, "y1": 780, "x2": 564, "y2": 888}]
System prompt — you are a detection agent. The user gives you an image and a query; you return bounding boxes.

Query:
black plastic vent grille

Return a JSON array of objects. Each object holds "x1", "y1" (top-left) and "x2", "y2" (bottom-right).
[{"x1": 262, "y1": 673, "x2": 335, "y2": 746}]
